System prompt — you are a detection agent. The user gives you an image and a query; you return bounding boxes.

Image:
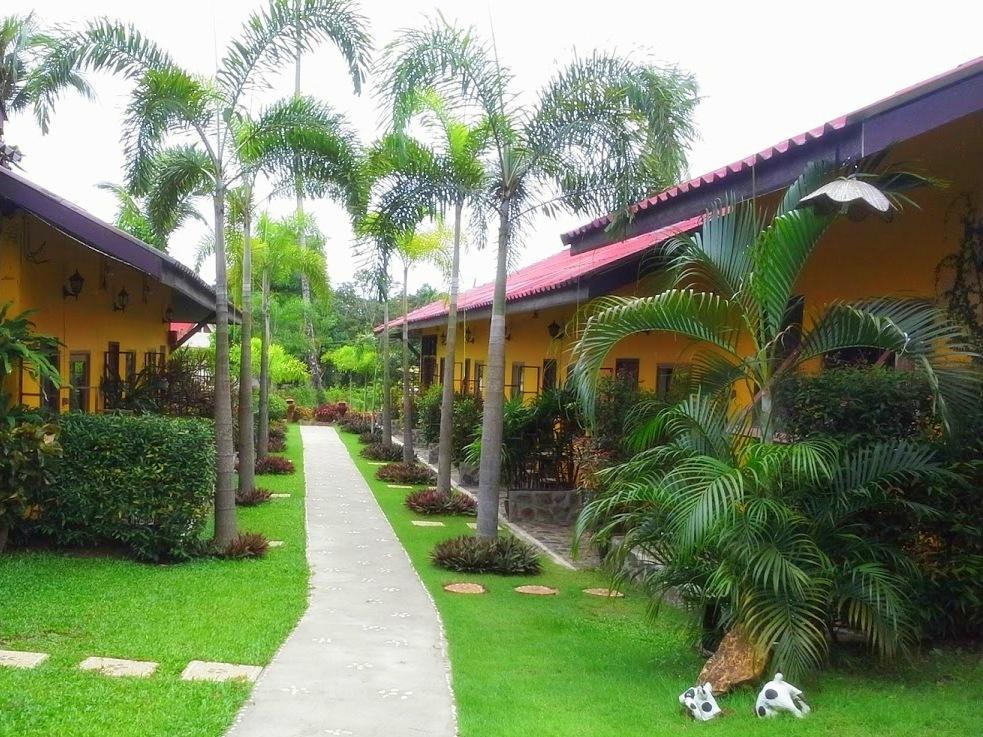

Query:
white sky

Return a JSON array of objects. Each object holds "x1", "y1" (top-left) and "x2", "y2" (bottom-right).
[{"x1": 6, "y1": 1, "x2": 982, "y2": 295}]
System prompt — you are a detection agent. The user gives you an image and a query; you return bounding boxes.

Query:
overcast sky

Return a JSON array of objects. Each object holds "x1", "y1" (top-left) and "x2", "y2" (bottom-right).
[{"x1": 6, "y1": 1, "x2": 981, "y2": 295}]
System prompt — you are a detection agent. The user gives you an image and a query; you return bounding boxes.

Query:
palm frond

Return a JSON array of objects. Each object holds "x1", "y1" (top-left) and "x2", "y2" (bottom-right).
[
  {"x1": 143, "y1": 145, "x2": 214, "y2": 238},
  {"x1": 219, "y1": 0, "x2": 370, "y2": 105}
]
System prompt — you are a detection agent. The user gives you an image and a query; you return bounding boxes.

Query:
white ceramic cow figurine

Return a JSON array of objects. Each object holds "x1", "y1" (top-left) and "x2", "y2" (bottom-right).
[
  {"x1": 754, "y1": 673, "x2": 811, "y2": 718},
  {"x1": 679, "y1": 682, "x2": 722, "y2": 721}
]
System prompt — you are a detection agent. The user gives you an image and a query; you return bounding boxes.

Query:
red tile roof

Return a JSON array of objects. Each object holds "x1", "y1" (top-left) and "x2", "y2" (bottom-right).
[
  {"x1": 562, "y1": 55, "x2": 983, "y2": 243},
  {"x1": 386, "y1": 214, "x2": 702, "y2": 330}
]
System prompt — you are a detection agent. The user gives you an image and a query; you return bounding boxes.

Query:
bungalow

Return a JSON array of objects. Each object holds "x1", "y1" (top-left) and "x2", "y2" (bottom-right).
[
  {"x1": 392, "y1": 56, "x2": 983, "y2": 399},
  {"x1": 0, "y1": 167, "x2": 218, "y2": 412}
]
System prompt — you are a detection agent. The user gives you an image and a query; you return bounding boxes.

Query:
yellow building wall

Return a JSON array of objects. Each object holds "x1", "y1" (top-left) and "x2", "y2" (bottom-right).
[
  {"x1": 418, "y1": 111, "x2": 982, "y2": 402},
  {"x1": 0, "y1": 211, "x2": 176, "y2": 412}
]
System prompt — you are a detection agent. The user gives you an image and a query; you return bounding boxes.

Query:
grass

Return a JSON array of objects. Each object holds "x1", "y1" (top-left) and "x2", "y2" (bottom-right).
[
  {"x1": 0, "y1": 424, "x2": 309, "y2": 737},
  {"x1": 339, "y1": 428, "x2": 982, "y2": 737}
]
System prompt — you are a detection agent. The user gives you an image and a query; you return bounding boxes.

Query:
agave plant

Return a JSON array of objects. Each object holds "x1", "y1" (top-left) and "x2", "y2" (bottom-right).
[{"x1": 578, "y1": 391, "x2": 956, "y2": 676}]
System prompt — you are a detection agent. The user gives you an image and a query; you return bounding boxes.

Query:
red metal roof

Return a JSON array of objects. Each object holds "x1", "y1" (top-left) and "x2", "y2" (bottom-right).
[
  {"x1": 387, "y1": 214, "x2": 702, "y2": 329},
  {"x1": 562, "y1": 55, "x2": 983, "y2": 243}
]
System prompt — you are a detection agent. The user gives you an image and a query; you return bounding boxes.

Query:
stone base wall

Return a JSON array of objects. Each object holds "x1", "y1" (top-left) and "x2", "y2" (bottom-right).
[{"x1": 506, "y1": 488, "x2": 582, "y2": 525}]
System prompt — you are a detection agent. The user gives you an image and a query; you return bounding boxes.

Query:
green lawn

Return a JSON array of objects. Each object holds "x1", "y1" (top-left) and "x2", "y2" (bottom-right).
[
  {"x1": 0, "y1": 424, "x2": 309, "y2": 737},
  {"x1": 339, "y1": 428, "x2": 982, "y2": 737}
]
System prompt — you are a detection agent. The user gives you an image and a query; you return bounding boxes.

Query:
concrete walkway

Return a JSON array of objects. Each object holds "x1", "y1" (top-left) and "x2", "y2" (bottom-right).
[{"x1": 227, "y1": 426, "x2": 457, "y2": 737}]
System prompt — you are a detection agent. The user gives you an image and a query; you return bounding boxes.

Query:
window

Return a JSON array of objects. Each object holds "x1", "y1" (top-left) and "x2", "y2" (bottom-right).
[
  {"x1": 615, "y1": 358, "x2": 640, "y2": 389},
  {"x1": 105, "y1": 342, "x2": 121, "y2": 381},
  {"x1": 69, "y1": 353, "x2": 91, "y2": 413},
  {"x1": 510, "y1": 362, "x2": 525, "y2": 399},
  {"x1": 124, "y1": 351, "x2": 137, "y2": 381},
  {"x1": 420, "y1": 335, "x2": 438, "y2": 389},
  {"x1": 542, "y1": 359, "x2": 557, "y2": 391},
  {"x1": 439, "y1": 357, "x2": 446, "y2": 386},
  {"x1": 656, "y1": 365, "x2": 678, "y2": 399}
]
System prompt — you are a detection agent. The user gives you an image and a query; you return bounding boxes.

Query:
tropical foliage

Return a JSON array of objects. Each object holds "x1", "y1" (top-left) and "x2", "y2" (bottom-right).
[
  {"x1": 379, "y1": 15, "x2": 700, "y2": 537},
  {"x1": 573, "y1": 167, "x2": 982, "y2": 675}
]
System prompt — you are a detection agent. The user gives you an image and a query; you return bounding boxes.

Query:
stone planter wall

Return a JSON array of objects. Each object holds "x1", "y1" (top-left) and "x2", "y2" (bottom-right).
[
  {"x1": 506, "y1": 488, "x2": 582, "y2": 525},
  {"x1": 458, "y1": 461, "x2": 479, "y2": 486}
]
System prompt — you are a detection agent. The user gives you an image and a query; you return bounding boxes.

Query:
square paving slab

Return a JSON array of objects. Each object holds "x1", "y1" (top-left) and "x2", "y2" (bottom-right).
[
  {"x1": 0, "y1": 650, "x2": 48, "y2": 669},
  {"x1": 410, "y1": 520, "x2": 445, "y2": 527},
  {"x1": 79, "y1": 656, "x2": 157, "y2": 677},
  {"x1": 181, "y1": 660, "x2": 263, "y2": 683},
  {"x1": 270, "y1": 493, "x2": 291, "y2": 499}
]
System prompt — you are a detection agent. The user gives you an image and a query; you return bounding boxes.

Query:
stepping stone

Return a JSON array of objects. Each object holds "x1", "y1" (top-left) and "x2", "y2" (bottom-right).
[
  {"x1": 0, "y1": 650, "x2": 48, "y2": 669},
  {"x1": 268, "y1": 540, "x2": 285, "y2": 548},
  {"x1": 411, "y1": 520, "x2": 445, "y2": 527},
  {"x1": 387, "y1": 484, "x2": 413, "y2": 489},
  {"x1": 515, "y1": 585, "x2": 559, "y2": 596},
  {"x1": 443, "y1": 582, "x2": 486, "y2": 595},
  {"x1": 181, "y1": 660, "x2": 263, "y2": 683},
  {"x1": 466, "y1": 523, "x2": 502, "y2": 530},
  {"x1": 583, "y1": 587, "x2": 624, "y2": 598},
  {"x1": 270, "y1": 493, "x2": 290, "y2": 499},
  {"x1": 79, "y1": 656, "x2": 157, "y2": 677}
]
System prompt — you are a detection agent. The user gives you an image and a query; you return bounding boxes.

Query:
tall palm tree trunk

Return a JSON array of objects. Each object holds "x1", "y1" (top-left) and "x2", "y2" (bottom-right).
[
  {"x1": 401, "y1": 263, "x2": 414, "y2": 463},
  {"x1": 381, "y1": 295, "x2": 393, "y2": 448},
  {"x1": 436, "y1": 202, "x2": 463, "y2": 496},
  {"x1": 212, "y1": 187, "x2": 237, "y2": 547},
  {"x1": 237, "y1": 203, "x2": 256, "y2": 495},
  {"x1": 293, "y1": 4, "x2": 322, "y2": 394},
  {"x1": 476, "y1": 207, "x2": 510, "y2": 538},
  {"x1": 257, "y1": 269, "x2": 272, "y2": 459}
]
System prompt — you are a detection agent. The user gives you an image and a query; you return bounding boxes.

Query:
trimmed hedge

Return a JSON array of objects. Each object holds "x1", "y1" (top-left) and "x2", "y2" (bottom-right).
[{"x1": 29, "y1": 413, "x2": 215, "y2": 561}]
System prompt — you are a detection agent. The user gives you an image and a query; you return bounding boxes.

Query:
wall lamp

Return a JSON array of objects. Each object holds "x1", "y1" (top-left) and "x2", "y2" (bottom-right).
[
  {"x1": 162, "y1": 306, "x2": 174, "y2": 323},
  {"x1": 113, "y1": 288, "x2": 129, "y2": 312},
  {"x1": 547, "y1": 320, "x2": 564, "y2": 339},
  {"x1": 464, "y1": 327, "x2": 475, "y2": 344},
  {"x1": 62, "y1": 270, "x2": 84, "y2": 299}
]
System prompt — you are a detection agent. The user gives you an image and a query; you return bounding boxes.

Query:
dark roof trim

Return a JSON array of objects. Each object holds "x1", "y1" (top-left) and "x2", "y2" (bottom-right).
[
  {"x1": 565, "y1": 56, "x2": 983, "y2": 253},
  {"x1": 0, "y1": 166, "x2": 218, "y2": 314}
]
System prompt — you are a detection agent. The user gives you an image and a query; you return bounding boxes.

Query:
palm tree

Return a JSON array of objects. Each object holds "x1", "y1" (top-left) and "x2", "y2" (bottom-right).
[
  {"x1": 0, "y1": 12, "x2": 92, "y2": 166},
  {"x1": 393, "y1": 223, "x2": 452, "y2": 463},
  {"x1": 97, "y1": 181, "x2": 201, "y2": 251},
  {"x1": 380, "y1": 18, "x2": 699, "y2": 537},
  {"x1": 252, "y1": 213, "x2": 328, "y2": 457},
  {"x1": 572, "y1": 167, "x2": 982, "y2": 675},
  {"x1": 571, "y1": 163, "x2": 979, "y2": 440},
  {"x1": 39, "y1": 0, "x2": 370, "y2": 547},
  {"x1": 379, "y1": 90, "x2": 486, "y2": 496}
]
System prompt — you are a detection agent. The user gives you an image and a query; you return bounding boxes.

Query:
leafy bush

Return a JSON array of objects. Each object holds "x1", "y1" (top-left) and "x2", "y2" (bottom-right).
[
  {"x1": 451, "y1": 393, "x2": 482, "y2": 464},
  {"x1": 268, "y1": 436, "x2": 286, "y2": 453},
  {"x1": 776, "y1": 367, "x2": 934, "y2": 443},
  {"x1": 218, "y1": 531, "x2": 269, "y2": 559},
  {"x1": 293, "y1": 405, "x2": 314, "y2": 423},
  {"x1": 431, "y1": 535, "x2": 541, "y2": 575},
  {"x1": 358, "y1": 430, "x2": 382, "y2": 445},
  {"x1": 268, "y1": 394, "x2": 288, "y2": 421},
  {"x1": 236, "y1": 486, "x2": 272, "y2": 506},
  {"x1": 0, "y1": 422, "x2": 60, "y2": 552},
  {"x1": 315, "y1": 402, "x2": 349, "y2": 423},
  {"x1": 360, "y1": 443, "x2": 403, "y2": 462},
  {"x1": 405, "y1": 488, "x2": 476, "y2": 516},
  {"x1": 417, "y1": 384, "x2": 443, "y2": 444},
  {"x1": 339, "y1": 412, "x2": 373, "y2": 434},
  {"x1": 28, "y1": 414, "x2": 214, "y2": 561},
  {"x1": 376, "y1": 462, "x2": 435, "y2": 485},
  {"x1": 268, "y1": 421, "x2": 287, "y2": 441},
  {"x1": 255, "y1": 455, "x2": 295, "y2": 475}
]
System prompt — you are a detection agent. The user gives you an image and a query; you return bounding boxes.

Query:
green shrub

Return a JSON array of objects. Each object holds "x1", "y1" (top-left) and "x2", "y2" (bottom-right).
[
  {"x1": 417, "y1": 384, "x2": 443, "y2": 444},
  {"x1": 405, "y1": 488, "x2": 476, "y2": 516},
  {"x1": 451, "y1": 394, "x2": 482, "y2": 464},
  {"x1": 268, "y1": 394, "x2": 288, "y2": 421},
  {"x1": 29, "y1": 414, "x2": 214, "y2": 561},
  {"x1": 376, "y1": 462, "x2": 435, "y2": 485},
  {"x1": 360, "y1": 443, "x2": 403, "y2": 462},
  {"x1": 775, "y1": 367, "x2": 934, "y2": 443},
  {"x1": 431, "y1": 535, "x2": 541, "y2": 575},
  {"x1": 0, "y1": 422, "x2": 60, "y2": 551}
]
